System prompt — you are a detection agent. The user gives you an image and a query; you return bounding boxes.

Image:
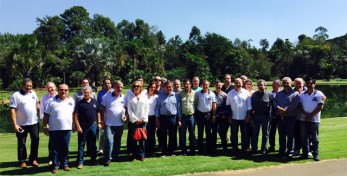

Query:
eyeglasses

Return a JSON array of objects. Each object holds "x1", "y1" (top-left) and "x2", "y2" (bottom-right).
[
  {"x1": 60, "y1": 89, "x2": 69, "y2": 92},
  {"x1": 133, "y1": 86, "x2": 141, "y2": 88},
  {"x1": 155, "y1": 79, "x2": 161, "y2": 81}
]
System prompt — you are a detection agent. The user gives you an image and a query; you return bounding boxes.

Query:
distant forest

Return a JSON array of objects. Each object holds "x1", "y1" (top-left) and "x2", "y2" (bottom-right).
[{"x1": 0, "y1": 6, "x2": 346, "y2": 89}]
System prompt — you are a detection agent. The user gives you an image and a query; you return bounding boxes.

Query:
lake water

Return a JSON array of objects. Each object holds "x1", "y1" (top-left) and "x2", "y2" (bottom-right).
[{"x1": 316, "y1": 85, "x2": 347, "y2": 118}]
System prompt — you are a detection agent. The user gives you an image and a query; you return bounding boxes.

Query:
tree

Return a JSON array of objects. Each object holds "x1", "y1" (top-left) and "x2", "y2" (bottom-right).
[
  {"x1": 314, "y1": 26, "x2": 329, "y2": 41},
  {"x1": 75, "y1": 38, "x2": 116, "y2": 85},
  {"x1": 259, "y1": 39, "x2": 269, "y2": 51}
]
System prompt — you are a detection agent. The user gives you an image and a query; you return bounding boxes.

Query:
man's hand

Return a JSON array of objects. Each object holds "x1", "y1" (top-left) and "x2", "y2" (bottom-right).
[
  {"x1": 77, "y1": 126, "x2": 83, "y2": 134},
  {"x1": 43, "y1": 127, "x2": 49, "y2": 136},
  {"x1": 177, "y1": 120, "x2": 181, "y2": 128}
]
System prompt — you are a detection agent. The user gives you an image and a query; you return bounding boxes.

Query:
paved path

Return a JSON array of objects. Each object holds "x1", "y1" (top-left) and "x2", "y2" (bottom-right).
[{"x1": 186, "y1": 159, "x2": 347, "y2": 176}]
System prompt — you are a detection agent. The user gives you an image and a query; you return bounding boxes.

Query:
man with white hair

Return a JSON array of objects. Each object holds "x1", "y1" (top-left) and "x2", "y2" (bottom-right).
[{"x1": 273, "y1": 77, "x2": 300, "y2": 158}]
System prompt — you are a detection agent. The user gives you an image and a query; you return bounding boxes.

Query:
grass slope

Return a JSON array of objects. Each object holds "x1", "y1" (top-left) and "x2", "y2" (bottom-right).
[{"x1": 0, "y1": 117, "x2": 346, "y2": 175}]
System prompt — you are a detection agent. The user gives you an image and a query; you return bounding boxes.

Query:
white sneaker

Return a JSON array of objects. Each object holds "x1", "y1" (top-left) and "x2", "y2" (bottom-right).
[
  {"x1": 97, "y1": 150, "x2": 103, "y2": 155},
  {"x1": 308, "y1": 152, "x2": 312, "y2": 156}
]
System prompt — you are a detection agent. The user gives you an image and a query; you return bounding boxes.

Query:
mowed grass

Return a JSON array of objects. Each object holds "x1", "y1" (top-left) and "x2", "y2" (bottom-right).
[{"x1": 0, "y1": 117, "x2": 346, "y2": 175}]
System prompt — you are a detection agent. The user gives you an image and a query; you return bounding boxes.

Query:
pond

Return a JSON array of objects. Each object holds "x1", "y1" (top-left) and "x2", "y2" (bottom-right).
[{"x1": 316, "y1": 85, "x2": 347, "y2": 118}]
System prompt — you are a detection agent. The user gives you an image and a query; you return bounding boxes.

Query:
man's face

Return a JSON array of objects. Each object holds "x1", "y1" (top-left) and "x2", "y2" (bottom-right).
[
  {"x1": 58, "y1": 85, "x2": 69, "y2": 99},
  {"x1": 46, "y1": 83, "x2": 56, "y2": 94},
  {"x1": 224, "y1": 75, "x2": 231, "y2": 84},
  {"x1": 22, "y1": 82, "x2": 33, "y2": 93},
  {"x1": 257, "y1": 82, "x2": 266, "y2": 92},
  {"x1": 114, "y1": 84, "x2": 123, "y2": 93},
  {"x1": 294, "y1": 80, "x2": 304, "y2": 90},
  {"x1": 235, "y1": 79, "x2": 243, "y2": 89},
  {"x1": 165, "y1": 83, "x2": 173, "y2": 94},
  {"x1": 193, "y1": 78, "x2": 199, "y2": 87},
  {"x1": 184, "y1": 81, "x2": 191, "y2": 91},
  {"x1": 174, "y1": 81, "x2": 180, "y2": 90},
  {"x1": 81, "y1": 80, "x2": 89, "y2": 87},
  {"x1": 306, "y1": 81, "x2": 315, "y2": 90},
  {"x1": 282, "y1": 80, "x2": 292, "y2": 90},
  {"x1": 103, "y1": 80, "x2": 112, "y2": 90},
  {"x1": 83, "y1": 89, "x2": 91, "y2": 99},
  {"x1": 272, "y1": 82, "x2": 281, "y2": 91},
  {"x1": 155, "y1": 76, "x2": 161, "y2": 87},
  {"x1": 215, "y1": 82, "x2": 222, "y2": 90},
  {"x1": 202, "y1": 81, "x2": 209, "y2": 90}
]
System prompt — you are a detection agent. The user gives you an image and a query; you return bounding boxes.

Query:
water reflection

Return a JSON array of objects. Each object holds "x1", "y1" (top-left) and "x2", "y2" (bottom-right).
[{"x1": 316, "y1": 85, "x2": 347, "y2": 118}]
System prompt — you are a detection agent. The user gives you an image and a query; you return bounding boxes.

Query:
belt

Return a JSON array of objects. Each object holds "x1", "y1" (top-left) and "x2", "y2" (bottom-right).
[{"x1": 160, "y1": 115, "x2": 176, "y2": 118}]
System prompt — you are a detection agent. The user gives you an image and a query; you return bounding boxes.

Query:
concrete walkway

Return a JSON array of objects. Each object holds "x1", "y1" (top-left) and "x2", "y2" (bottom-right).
[{"x1": 186, "y1": 159, "x2": 347, "y2": 176}]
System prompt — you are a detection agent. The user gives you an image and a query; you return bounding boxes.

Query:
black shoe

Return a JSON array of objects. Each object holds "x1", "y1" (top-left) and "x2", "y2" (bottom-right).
[
  {"x1": 104, "y1": 160, "x2": 110, "y2": 166},
  {"x1": 299, "y1": 155, "x2": 309, "y2": 159},
  {"x1": 268, "y1": 147, "x2": 275, "y2": 152},
  {"x1": 313, "y1": 155, "x2": 320, "y2": 161}
]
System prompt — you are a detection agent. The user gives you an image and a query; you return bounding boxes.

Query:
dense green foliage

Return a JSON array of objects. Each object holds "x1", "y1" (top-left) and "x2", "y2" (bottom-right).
[{"x1": 0, "y1": 6, "x2": 346, "y2": 89}]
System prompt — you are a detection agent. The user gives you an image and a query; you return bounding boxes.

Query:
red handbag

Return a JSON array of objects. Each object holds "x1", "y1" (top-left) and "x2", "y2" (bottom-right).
[{"x1": 133, "y1": 128, "x2": 147, "y2": 141}]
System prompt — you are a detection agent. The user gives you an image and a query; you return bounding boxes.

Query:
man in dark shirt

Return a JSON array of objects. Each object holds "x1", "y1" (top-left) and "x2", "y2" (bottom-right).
[
  {"x1": 74, "y1": 86, "x2": 101, "y2": 169},
  {"x1": 251, "y1": 79, "x2": 274, "y2": 155}
]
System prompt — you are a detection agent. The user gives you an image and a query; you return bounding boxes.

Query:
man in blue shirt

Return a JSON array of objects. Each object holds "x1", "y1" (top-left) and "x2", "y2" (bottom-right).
[
  {"x1": 74, "y1": 86, "x2": 101, "y2": 169},
  {"x1": 155, "y1": 81, "x2": 182, "y2": 156},
  {"x1": 273, "y1": 77, "x2": 300, "y2": 158}
]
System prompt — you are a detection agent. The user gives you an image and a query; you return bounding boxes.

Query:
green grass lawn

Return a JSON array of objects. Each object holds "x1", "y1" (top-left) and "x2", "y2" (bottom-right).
[{"x1": 0, "y1": 117, "x2": 346, "y2": 175}]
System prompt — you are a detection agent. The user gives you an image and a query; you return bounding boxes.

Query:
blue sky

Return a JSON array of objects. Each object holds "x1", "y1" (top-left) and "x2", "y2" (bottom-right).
[{"x1": 0, "y1": 0, "x2": 346, "y2": 47}]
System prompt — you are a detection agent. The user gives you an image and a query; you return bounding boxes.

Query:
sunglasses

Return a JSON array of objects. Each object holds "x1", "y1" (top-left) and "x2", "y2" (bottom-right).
[
  {"x1": 133, "y1": 85, "x2": 141, "y2": 88},
  {"x1": 60, "y1": 89, "x2": 69, "y2": 92}
]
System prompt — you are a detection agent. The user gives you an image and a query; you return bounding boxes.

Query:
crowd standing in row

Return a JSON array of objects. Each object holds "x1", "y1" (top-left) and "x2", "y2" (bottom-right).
[{"x1": 9, "y1": 75, "x2": 325, "y2": 173}]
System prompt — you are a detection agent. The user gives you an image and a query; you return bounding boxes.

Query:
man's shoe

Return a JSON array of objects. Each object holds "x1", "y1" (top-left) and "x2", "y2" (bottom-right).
[
  {"x1": 97, "y1": 150, "x2": 103, "y2": 156},
  {"x1": 293, "y1": 150, "x2": 300, "y2": 156},
  {"x1": 140, "y1": 157, "x2": 145, "y2": 161},
  {"x1": 77, "y1": 164, "x2": 83, "y2": 169},
  {"x1": 268, "y1": 147, "x2": 275, "y2": 152},
  {"x1": 313, "y1": 155, "x2": 320, "y2": 161},
  {"x1": 48, "y1": 160, "x2": 53, "y2": 166},
  {"x1": 104, "y1": 160, "x2": 110, "y2": 166},
  {"x1": 31, "y1": 160, "x2": 39, "y2": 167},
  {"x1": 63, "y1": 166, "x2": 71, "y2": 171},
  {"x1": 51, "y1": 168, "x2": 59, "y2": 173},
  {"x1": 299, "y1": 155, "x2": 309, "y2": 159},
  {"x1": 20, "y1": 162, "x2": 27, "y2": 169}
]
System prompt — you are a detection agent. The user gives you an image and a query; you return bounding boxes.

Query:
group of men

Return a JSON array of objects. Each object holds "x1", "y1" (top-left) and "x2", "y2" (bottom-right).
[{"x1": 9, "y1": 74, "x2": 324, "y2": 173}]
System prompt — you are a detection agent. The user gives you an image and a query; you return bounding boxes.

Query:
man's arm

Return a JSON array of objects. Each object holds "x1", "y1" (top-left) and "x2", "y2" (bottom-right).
[
  {"x1": 73, "y1": 112, "x2": 82, "y2": 134},
  {"x1": 10, "y1": 108, "x2": 21, "y2": 132},
  {"x1": 42, "y1": 113, "x2": 50, "y2": 136}
]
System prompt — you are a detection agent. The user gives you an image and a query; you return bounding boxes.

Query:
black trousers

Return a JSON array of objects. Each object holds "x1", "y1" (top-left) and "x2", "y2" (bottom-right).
[{"x1": 16, "y1": 123, "x2": 39, "y2": 162}]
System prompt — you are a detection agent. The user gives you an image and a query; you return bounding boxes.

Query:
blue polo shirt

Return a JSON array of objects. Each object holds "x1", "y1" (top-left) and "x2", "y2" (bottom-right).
[
  {"x1": 74, "y1": 98, "x2": 100, "y2": 128},
  {"x1": 155, "y1": 92, "x2": 182, "y2": 118}
]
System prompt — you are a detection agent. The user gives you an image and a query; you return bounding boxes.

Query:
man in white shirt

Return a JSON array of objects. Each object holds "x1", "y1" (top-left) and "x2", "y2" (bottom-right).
[
  {"x1": 10, "y1": 78, "x2": 40, "y2": 169},
  {"x1": 195, "y1": 80, "x2": 217, "y2": 154},
  {"x1": 226, "y1": 78, "x2": 252, "y2": 153},
  {"x1": 39, "y1": 82, "x2": 57, "y2": 165},
  {"x1": 43, "y1": 84, "x2": 75, "y2": 173},
  {"x1": 101, "y1": 80, "x2": 126, "y2": 166},
  {"x1": 299, "y1": 77, "x2": 324, "y2": 161}
]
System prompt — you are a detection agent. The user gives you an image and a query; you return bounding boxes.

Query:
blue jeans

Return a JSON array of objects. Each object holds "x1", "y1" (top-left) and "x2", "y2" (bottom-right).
[
  {"x1": 252, "y1": 114, "x2": 270, "y2": 152},
  {"x1": 231, "y1": 120, "x2": 247, "y2": 151},
  {"x1": 49, "y1": 130, "x2": 71, "y2": 170},
  {"x1": 146, "y1": 116, "x2": 157, "y2": 155},
  {"x1": 180, "y1": 114, "x2": 196, "y2": 154},
  {"x1": 300, "y1": 121, "x2": 319, "y2": 156},
  {"x1": 277, "y1": 116, "x2": 296, "y2": 156},
  {"x1": 159, "y1": 115, "x2": 177, "y2": 155},
  {"x1": 131, "y1": 123, "x2": 147, "y2": 159},
  {"x1": 104, "y1": 125, "x2": 124, "y2": 161},
  {"x1": 77, "y1": 123, "x2": 97, "y2": 164},
  {"x1": 16, "y1": 123, "x2": 39, "y2": 163}
]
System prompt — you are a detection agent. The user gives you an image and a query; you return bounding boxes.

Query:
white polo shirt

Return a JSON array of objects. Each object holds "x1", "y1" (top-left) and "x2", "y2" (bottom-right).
[
  {"x1": 102, "y1": 92, "x2": 125, "y2": 126},
  {"x1": 128, "y1": 93, "x2": 149, "y2": 123},
  {"x1": 300, "y1": 90, "x2": 324, "y2": 123},
  {"x1": 39, "y1": 93, "x2": 57, "y2": 119},
  {"x1": 9, "y1": 90, "x2": 39, "y2": 126},
  {"x1": 196, "y1": 90, "x2": 216, "y2": 113},
  {"x1": 44, "y1": 96, "x2": 75, "y2": 131},
  {"x1": 226, "y1": 88, "x2": 252, "y2": 120}
]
